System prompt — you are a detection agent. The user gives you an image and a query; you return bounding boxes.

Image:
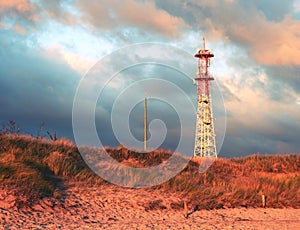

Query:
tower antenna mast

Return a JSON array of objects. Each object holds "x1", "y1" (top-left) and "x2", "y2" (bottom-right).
[{"x1": 193, "y1": 37, "x2": 217, "y2": 159}]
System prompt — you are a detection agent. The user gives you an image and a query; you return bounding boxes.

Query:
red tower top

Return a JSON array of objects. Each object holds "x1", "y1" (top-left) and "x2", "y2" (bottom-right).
[
  {"x1": 194, "y1": 37, "x2": 214, "y2": 99},
  {"x1": 194, "y1": 37, "x2": 214, "y2": 59}
]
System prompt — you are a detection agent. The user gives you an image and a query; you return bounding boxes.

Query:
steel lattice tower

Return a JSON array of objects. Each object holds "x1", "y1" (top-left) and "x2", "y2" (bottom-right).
[{"x1": 193, "y1": 38, "x2": 217, "y2": 158}]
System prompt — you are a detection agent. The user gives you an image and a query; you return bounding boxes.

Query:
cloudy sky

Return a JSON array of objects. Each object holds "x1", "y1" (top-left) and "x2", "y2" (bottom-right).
[{"x1": 1, "y1": 0, "x2": 300, "y2": 157}]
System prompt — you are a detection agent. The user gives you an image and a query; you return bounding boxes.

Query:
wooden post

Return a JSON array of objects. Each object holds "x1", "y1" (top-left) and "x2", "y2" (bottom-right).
[
  {"x1": 262, "y1": 195, "x2": 266, "y2": 208},
  {"x1": 144, "y1": 96, "x2": 147, "y2": 151},
  {"x1": 183, "y1": 200, "x2": 188, "y2": 218}
]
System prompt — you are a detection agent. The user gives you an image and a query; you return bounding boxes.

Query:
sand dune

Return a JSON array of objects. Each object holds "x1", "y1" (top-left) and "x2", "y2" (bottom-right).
[
  {"x1": 1, "y1": 183, "x2": 299, "y2": 230},
  {"x1": 0, "y1": 135, "x2": 299, "y2": 229}
]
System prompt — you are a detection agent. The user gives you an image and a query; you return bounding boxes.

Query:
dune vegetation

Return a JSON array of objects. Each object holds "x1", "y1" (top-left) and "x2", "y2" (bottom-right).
[{"x1": 0, "y1": 133, "x2": 299, "y2": 210}]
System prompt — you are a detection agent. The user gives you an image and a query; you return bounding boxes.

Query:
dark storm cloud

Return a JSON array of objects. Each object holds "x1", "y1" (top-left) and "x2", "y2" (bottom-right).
[
  {"x1": 94, "y1": 61, "x2": 199, "y2": 152},
  {"x1": 0, "y1": 30, "x2": 80, "y2": 138},
  {"x1": 263, "y1": 66, "x2": 300, "y2": 95},
  {"x1": 221, "y1": 113, "x2": 300, "y2": 157},
  {"x1": 1, "y1": 0, "x2": 299, "y2": 157},
  {"x1": 240, "y1": 0, "x2": 294, "y2": 22}
]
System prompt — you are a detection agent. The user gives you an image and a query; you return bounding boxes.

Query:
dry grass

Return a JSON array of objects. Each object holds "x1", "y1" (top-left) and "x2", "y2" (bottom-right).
[
  {"x1": 0, "y1": 134, "x2": 104, "y2": 208},
  {"x1": 0, "y1": 133, "x2": 299, "y2": 209},
  {"x1": 157, "y1": 156, "x2": 300, "y2": 209}
]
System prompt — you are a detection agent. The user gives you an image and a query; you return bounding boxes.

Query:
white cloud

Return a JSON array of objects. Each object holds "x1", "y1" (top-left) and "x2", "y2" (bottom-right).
[
  {"x1": 14, "y1": 23, "x2": 26, "y2": 35},
  {"x1": 76, "y1": 0, "x2": 188, "y2": 38},
  {"x1": 294, "y1": 0, "x2": 300, "y2": 13},
  {"x1": 46, "y1": 46, "x2": 95, "y2": 74},
  {"x1": 0, "y1": 0, "x2": 34, "y2": 13},
  {"x1": 222, "y1": 70, "x2": 300, "y2": 137}
]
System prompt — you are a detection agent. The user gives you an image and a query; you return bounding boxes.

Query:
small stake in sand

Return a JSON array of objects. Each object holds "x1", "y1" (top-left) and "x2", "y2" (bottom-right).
[
  {"x1": 262, "y1": 195, "x2": 266, "y2": 208},
  {"x1": 184, "y1": 201, "x2": 188, "y2": 218}
]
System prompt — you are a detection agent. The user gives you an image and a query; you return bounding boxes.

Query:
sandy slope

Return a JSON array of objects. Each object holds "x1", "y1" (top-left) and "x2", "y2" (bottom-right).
[{"x1": 0, "y1": 184, "x2": 299, "y2": 230}]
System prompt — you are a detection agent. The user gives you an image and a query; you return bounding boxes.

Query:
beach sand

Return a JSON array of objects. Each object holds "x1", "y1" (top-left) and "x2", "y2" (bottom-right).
[{"x1": 1, "y1": 183, "x2": 299, "y2": 230}]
